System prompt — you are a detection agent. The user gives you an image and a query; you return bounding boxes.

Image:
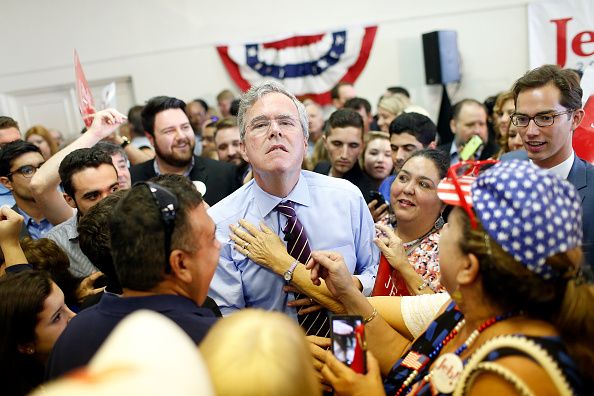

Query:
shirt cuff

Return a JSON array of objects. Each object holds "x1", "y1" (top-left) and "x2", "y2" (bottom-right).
[{"x1": 354, "y1": 273, "x2": 374, "y2": 296}]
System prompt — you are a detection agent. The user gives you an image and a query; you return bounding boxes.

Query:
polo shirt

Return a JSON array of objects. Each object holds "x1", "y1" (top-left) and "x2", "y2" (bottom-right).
[
  {"x1": 46, "y1": 292, "x2": 217, "y2": 379},
  {"x1": 46, "y1": 215, "x2": 96, "y2": 277}
]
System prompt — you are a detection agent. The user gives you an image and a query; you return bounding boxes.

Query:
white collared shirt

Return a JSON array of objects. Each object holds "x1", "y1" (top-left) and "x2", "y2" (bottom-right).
[{"x1": 544, "y1": 151, "x2": 575, "y2": 180}]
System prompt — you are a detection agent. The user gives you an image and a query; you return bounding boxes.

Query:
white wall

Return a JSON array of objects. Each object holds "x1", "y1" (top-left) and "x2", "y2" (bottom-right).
[{"x1": 0, "y1": 0, "x2": 531, "y2": 125}]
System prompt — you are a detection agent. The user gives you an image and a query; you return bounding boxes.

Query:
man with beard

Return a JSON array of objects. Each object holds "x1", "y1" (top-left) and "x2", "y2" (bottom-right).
[
  {"x1": 214, "y1": 117, "x2": 250, "y2": 183},
  {"x1": 130, "y1": 96, "x2": 239, "y2": 205}
]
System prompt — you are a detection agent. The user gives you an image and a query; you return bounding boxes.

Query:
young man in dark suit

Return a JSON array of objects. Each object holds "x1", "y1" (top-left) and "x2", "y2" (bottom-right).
[{"x1": 502, "y1": 65, "x2": 594, "y2": 271}]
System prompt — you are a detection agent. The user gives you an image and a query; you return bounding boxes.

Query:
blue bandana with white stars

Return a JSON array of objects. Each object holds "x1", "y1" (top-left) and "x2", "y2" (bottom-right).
[{"x1": 472, "y1": 160, "x2": 582, "y2": 279}]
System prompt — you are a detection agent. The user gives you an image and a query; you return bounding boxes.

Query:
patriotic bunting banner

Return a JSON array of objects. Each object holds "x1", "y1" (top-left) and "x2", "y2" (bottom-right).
[{"x1": 217, "y1": 26, "x2": 377, "y2": 104}]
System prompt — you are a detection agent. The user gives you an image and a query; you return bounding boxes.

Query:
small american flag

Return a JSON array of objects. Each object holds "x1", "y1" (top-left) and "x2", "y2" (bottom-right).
[{"x1": 400, "y1": 351, "x2": 429, "y2": 370}]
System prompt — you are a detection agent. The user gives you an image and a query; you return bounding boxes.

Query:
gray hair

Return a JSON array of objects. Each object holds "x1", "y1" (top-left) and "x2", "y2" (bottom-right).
[
  {"x1": 93, "y1": 141, "x2": 129, "y2": 162},
  {"x1": 237, "y1": 81, "x2": 309, "y2": 141}
]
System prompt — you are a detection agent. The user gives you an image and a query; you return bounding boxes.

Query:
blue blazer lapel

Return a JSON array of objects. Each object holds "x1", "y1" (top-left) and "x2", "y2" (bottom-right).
[{"x1": 567, "y1": 156, "x2": 587, "y2": 203}]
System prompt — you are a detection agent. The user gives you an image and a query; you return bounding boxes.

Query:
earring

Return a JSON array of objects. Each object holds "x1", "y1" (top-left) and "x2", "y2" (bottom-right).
[{"x1": 26, "y1": 347, "x2": 35, "y2": 355}]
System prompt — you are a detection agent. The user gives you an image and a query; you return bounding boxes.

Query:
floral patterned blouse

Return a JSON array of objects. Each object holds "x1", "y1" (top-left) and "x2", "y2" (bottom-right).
[{"x1": 401, "y1": 231, "x2": 445, "y2": 293}]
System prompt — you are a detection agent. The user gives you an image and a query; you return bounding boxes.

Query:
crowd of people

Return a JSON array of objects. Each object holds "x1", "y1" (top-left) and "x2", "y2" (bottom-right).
[{"x1": 0, "y1": 63, "x2": 592, "y2": 395}]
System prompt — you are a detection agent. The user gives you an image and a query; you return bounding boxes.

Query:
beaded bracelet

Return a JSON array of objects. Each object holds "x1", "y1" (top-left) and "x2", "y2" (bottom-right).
[{"x1": 364, "y1": 307, "x2": 378, "y2": 324}]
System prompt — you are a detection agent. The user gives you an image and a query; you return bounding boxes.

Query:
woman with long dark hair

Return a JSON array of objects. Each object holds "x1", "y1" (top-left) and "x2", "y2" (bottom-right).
[{"x1": 0, "y1": 271, "x2": 75, "y2": 395}]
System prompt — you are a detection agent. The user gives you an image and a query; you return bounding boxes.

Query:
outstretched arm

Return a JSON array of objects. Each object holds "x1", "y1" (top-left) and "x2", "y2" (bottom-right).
[
  {"x1": 308, "y1": 251, "x2": 412, "y2": 376},
  {"x1": 103, "y1": 133, "x2": 154, "y2": 165},
  {"x1": 29, "y1": 109, "x2": 127, "y2": 224}
]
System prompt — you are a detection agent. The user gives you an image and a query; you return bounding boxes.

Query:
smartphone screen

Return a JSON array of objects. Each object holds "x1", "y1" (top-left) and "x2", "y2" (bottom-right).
[{"x1": 330, "y1": 315, "x2": 366, "y2": 374}]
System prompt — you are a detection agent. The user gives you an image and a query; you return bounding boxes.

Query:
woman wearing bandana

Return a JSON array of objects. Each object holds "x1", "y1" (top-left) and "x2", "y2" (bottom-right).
[{"x1": 308, "y1": 159, "x2": 591, "y2": 395}]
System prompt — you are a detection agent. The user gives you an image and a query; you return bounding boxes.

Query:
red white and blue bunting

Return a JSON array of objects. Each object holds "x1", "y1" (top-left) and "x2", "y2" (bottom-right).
[{"x1": 217, "y1": 26, "x2": 377, "y2": 104}]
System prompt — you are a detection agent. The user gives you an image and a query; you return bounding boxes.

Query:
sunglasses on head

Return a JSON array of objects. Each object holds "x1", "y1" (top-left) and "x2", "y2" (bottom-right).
[
  {"x1": 446, "y1": 159, "x2": 498, "y2": 229},
  {"x1": 134, "y1": 181, "x2": 179, "y2": 273}
]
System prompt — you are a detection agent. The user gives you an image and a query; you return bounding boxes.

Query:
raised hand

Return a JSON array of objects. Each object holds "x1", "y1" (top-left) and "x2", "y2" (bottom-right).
[
  {"x1": 75, "y1": 272, "x2": 106, "y2": 302},
  {"x1": 86, "y1": 108, "x2": 127, "y2": 140},
  {"x1": 0, "y1": 206, "x2": 24, "y2": 243},
  {"x1": 321, "y1": 350, "x2": 385, "y2": 396},
  {"x1": 307, "y1": 251, "x2": 356, "y2": 299},
  {"x1": 230, "y1": 219, "x2": 291, "y2": 273},
  {"x1": 374, "y1": 224, "x2": 409, "y2": 271}
]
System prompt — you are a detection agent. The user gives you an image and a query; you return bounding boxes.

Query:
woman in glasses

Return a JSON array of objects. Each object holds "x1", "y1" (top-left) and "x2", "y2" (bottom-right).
[{"x1": 309, "y1": 160, "x2": 591, "y2": 395}]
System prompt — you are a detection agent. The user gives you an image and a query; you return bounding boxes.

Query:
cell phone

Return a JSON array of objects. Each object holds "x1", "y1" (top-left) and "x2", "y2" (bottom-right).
[
  {"x1": 459, "y1": 135, "x2": 483, "y2": 161},
  {"x1": 368, "y1": 190, "x2": 386, "y2": 206},
  {"x1": 331, "y1": 315, "x2": 367, "y2": 374}
]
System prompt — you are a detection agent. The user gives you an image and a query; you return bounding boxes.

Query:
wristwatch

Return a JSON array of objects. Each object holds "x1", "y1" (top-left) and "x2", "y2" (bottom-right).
[
  {"x1": 283, "y1": 260, "x2": 299, "y2": 282},
  {"x1": 120, "y1": 135, "x2": 130, "y2": 148}
]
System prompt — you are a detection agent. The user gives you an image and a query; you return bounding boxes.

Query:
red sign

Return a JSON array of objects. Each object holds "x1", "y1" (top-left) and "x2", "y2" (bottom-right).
[
  {"x1": 529, "y1": 0, "x2": 594, "y2": 71},
  {"x1": 573, "y1": 95, "x2": 594, "y2": 163},
  {"x1": 74, "y1": 50, "x2": 95, "y2": 127},
  {"x1": 371, "y1": 254, "x2": 411, "y2": 297},
  {"x1": 552, "y1": 17, "x2": 594, "y2": 68}
]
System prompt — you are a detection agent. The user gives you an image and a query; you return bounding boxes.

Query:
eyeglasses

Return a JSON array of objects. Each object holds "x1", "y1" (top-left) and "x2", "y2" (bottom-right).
[
  {"x1": 510, "y1": 110, "x2": 573, "y2": 127},
  {"x1": 135, "y1": 181, "x2": 179, "y2": 273},
  {"x1": 446, "y1": 159, "x2": 498, "y2": 229},
  {"x1": 246, "y1": 116, "x2": 301, "y2": 137},
  {"x1": 7, "y1": 163, "x2": 44, "y2": 178}
]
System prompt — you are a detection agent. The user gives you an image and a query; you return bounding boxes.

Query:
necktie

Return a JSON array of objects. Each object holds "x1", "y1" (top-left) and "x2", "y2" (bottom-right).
[{"x1": 275, "y1": 201, "x2": 330, "y2": 337}]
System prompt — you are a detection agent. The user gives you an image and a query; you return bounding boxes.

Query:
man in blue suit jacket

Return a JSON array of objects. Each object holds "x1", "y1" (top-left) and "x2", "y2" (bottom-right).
[{"x1": 502, "y1": 65, "x2": 593, "y2": 271}]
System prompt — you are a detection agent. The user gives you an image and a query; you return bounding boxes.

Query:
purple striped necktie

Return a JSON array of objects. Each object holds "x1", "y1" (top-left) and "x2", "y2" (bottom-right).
[{"x1": 275, "y1": 201, "x2": 330, "y2": 337}]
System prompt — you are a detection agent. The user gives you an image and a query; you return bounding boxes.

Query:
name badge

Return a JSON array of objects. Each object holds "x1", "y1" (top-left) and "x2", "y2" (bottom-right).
[{"x1": 430, "y1": 353, "x2": 463, "y2": 394}]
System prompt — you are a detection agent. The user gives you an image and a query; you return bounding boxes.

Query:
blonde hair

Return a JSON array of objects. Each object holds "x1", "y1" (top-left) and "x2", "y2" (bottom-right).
[
  {"x1": 25, "y1": 125, "x2": 58, "y2": 156},
  {"x1": 200, "y1": 310, "x2": 321, "y2": 396},
  {"x1": 364, "y1": 130, "x2": 390, "y2": 145},
  {"x1": 308, "y1": 138, "x2": 329, "y2": 170},
  {"x1": 361, "y1": 131, "x2": 390, "y2": 167},
  {"x1": 378, "y1": 94, "x2": 410, "y2": 117}
]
